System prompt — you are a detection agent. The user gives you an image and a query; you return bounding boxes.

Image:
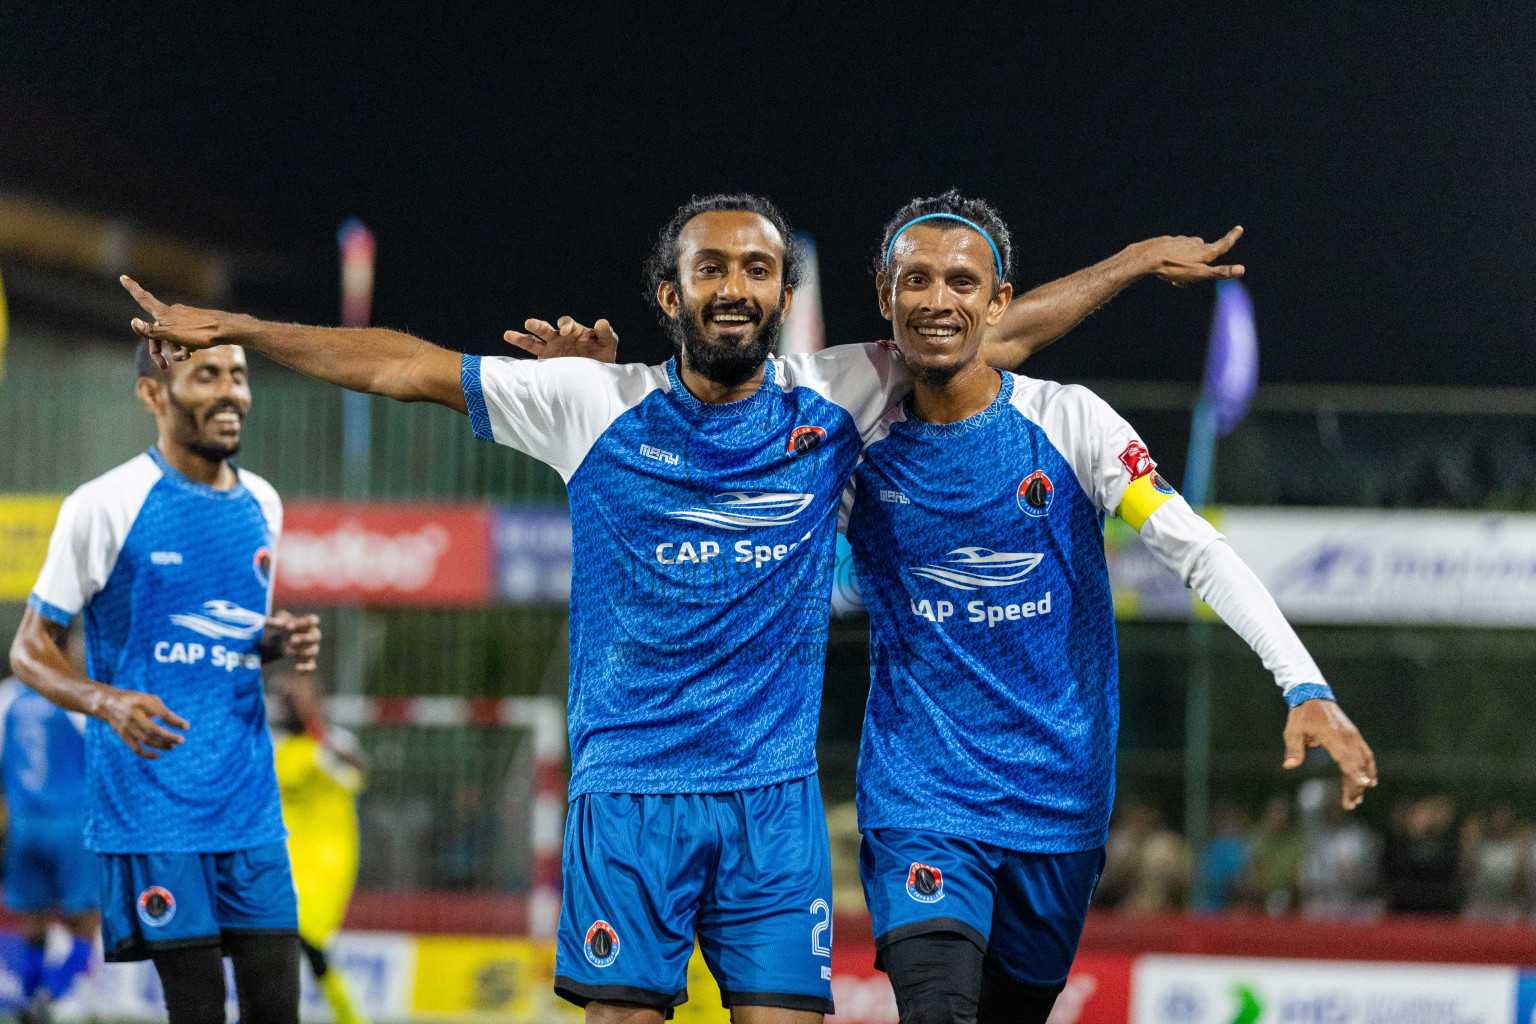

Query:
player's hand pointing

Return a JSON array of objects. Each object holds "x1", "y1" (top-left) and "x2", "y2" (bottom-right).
[
  {"x1": 121, "y1": 276, "x2": 245, "y2": 370},
  {"x1": 102, "y1": 689, "x2": 188, "y2": 760},
  {"x1": 505, "y1": 316, "x2": 619, "y2": 363},
  {"x1": 1283, "y1": 698, "x2": 1378, "y2": 809},
  {"x1": 263, "y1": 611, "x2": 322, "y2": 672},
  {"x1": 1136, "y1": 227, "x2": 1245, "y2": 287}
]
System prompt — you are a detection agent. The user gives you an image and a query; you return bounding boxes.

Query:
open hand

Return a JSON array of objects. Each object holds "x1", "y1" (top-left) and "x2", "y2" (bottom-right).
[
  {"x1": 102, "y1": 689, "x2": 188, "y2": 760},
  {"x1": 505, "y1": 316, "x2": 619, "y2": 363},
  {"x1": 263, "y1": 611, "x2": 322, "y2": 671},
  {"x1": 1283, "y1": 698, "x2": 1378, "y2": 809},
  {"x1": 121, "y1": 275, "x2": 243, "y2": 369},
  {"x1": 1136, "y1": 227, "x2": 1245, "y2": 287}
]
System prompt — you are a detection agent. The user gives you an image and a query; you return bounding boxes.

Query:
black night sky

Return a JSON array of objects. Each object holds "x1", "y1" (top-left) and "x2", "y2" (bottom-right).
[{"x1": 2, "y1": 4, "x2": 1532, "y2": 386}]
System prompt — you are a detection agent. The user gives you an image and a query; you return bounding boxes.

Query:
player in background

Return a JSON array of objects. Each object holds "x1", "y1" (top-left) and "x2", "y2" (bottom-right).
[
  {"x1": 270, "y1": 671, "x2": 370, "y2": 1024},
  {"x1": 8, "y1": 341, "x2": 322, "y2": 1024},
  {"x1": 118, "y1": 195, "x2": 1239, "y2": 1024},
  {"x1": 844, "y1": 193, "x2": 1377, "y2": 1023},
  {"x1": 0, "y1": 631, "x2": 97, "y2": 1024}
]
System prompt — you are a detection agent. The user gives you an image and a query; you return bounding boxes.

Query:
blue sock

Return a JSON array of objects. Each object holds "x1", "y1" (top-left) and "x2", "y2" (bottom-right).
[
  {"x1": 44, "y1": 938, "x2": 92, "y2": 999},
  {"x1": 20, "y1": 942, "x2": 45, "y2": 999}
]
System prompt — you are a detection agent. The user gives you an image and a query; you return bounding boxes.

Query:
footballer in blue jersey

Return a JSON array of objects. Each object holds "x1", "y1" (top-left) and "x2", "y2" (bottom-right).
[
  {"x1": 120, "y1": 196, "x2": 1250, "y2": 1024},
  {"x1": 0, "y1": 672, "x2": 97, "y2": 1013},
  {"x1": 9, "y1": 341, "x2": 321, "y2": 1024},
  {"x1": 843, "y1": 194, "x2": 1377, "y2": 1024}
]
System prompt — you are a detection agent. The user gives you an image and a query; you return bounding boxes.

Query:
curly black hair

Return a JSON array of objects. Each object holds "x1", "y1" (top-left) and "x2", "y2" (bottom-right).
[
  {"x1": 873, "y1": 188, "x2": 1013, "y2": 289},
  {"x1": 643, "y1": 193, "x2": 803, "y2": 326}
]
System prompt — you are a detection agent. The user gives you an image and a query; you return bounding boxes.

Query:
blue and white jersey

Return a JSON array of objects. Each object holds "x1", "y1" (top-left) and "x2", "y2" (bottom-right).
[
  {"x1": 0, "y1": 678, "x2": 87, "y2": 821},
  {"x1": 464, "y1": 346, "x2": 904, "y2": 797},
  {"x1": 27, "y1": 448, "x2": 286, "y2": 854},
  {"x1": 847, "y1": 372, "x2": 1165, "y2": 853}
]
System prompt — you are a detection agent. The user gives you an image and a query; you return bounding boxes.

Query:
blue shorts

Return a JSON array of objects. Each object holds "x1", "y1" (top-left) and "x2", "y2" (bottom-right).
[
  {"x1": 3, "y1": 816, "x2": 98, "y2": 916},
  {"x1": 860, "y1": 828, "x2": 1105, "y2": 986},
  {"x1": 555, "y1": 776, "x2": 834, "y2": 1016},
  {"x1": 98, "y1": 841, "x2": 298, "y2": 962}
]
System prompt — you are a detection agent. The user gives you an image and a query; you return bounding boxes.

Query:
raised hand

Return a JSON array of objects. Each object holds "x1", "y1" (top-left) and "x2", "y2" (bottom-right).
[
  {"x1": 1283, "y1": 698, "x2": 1378, "y2": 809},
  {"x1": 121, "y1": 275, "x2": 245, "y2": 369},
  {"x1": 505, "y1": 316, "x2": 619, "y2": 363},
  {"x1": 1136, "y1": 226, "x2": 1245, "y2": 287},
  {"x1": 262, "y1": 611, "x2": 322, "y2": 672},
  {"x1": 101, "y1": 688, "x2": 188, "y2": 760}
]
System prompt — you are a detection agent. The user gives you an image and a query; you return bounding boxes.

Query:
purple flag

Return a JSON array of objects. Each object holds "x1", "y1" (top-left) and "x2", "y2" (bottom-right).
[{"x1": 1202, "y1": 279, "x2": 1258, "y2": 435}]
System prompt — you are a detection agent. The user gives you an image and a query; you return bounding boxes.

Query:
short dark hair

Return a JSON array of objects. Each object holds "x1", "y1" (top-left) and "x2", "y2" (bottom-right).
[
  {"x1": 643, "y1": 193, "x2": 803, "y2": 325},
  {"x1": 134, "y1": 339, "x2": 167, "y2": 380},
  {"x1": 873, "y1": 188, "x2": 1014, "y2": 289}
]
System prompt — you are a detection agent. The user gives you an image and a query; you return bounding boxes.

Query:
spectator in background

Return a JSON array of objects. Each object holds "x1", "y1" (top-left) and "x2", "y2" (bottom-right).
[
  {"x1": 1097, "y1": 802, "x2": 1190, "y2": 914},
  {"x1": 1245, "y1": 794, "x2": 1305, "y2": 915},
  {"x1": 1194, "y1": 801, "x2": 1251, "y2": 913},
  {"x1": 1461, "y1": 803, "x2": 1525, "y2": 922},
  {"x1": 1384, "y1": 796, "x2": 1460, "y2": 915},
  {"x1": 1297, "y1": 779, "x2": 1382, "y2": 919},
  {"x1": 438, "y1": 780, "x2": 498, "y2": 891}
]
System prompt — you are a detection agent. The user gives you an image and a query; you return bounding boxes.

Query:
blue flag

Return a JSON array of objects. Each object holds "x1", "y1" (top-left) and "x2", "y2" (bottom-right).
[{"x1": 1202, "y1": 279, "x2": 1258, "y2": 436}]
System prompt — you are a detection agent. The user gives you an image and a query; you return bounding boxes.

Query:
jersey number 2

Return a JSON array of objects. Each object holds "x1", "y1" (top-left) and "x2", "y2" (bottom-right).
[{"x1": 810, "y1": 898, "x2": 832, "y2": 957}]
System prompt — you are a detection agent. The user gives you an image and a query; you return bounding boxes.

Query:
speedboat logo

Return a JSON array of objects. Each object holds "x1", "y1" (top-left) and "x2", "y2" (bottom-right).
[
  {"x1": 908, "y1": 547, "x2": 1043, "y2": 590},
  {"x1": 169, "y1": 600, "x2": 268, "y2": 640},
  {"x1": 665, "y1": 491, "x2": 814, "y2": 531}
]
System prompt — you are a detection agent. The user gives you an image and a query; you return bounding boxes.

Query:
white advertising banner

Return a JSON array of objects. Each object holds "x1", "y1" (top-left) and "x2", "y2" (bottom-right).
[
  {"x1": 1220, "y1": 508, "x2": 1536, "y2": 627},
  {"x1": 1131, "y1": 955, "x2": 1518, "y2": 1024}
]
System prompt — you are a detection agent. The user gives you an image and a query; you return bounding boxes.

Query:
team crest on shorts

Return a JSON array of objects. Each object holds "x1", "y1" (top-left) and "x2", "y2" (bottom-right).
[
  {"x1": 584, "y1": 920, "x2": 620, "y2": 967},
  {"x1": 787, "y1": 425, "x2": 826, "y2": 456},
  {"x1": 253, "y1": 546, "x2": 274, "y2": 589},
  {"x1": 1017, "y1": 471, "x2": 1055, "y2": 517},
  {"x1": 905, "y1": 863, "x2": 945, "y2": 903},
  {"x1": 137, "y1": 886, "x2": 177, "y2": 928}
]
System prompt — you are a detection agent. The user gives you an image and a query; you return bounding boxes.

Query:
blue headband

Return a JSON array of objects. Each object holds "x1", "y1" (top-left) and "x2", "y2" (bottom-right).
[{"x1": 885, "y1": 213, "x2": 1004, "y2": 281}]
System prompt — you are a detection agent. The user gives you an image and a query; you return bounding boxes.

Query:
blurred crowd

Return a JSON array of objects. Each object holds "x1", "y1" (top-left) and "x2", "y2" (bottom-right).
[{"x1": 1096, "y1": 782, "x2": 1536, "y2": 921}]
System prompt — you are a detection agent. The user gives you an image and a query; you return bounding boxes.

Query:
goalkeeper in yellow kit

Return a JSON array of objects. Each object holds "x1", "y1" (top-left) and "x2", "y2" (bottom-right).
[{"x1": 272, "y1": 673, "x2": 369, "y2": 1024}]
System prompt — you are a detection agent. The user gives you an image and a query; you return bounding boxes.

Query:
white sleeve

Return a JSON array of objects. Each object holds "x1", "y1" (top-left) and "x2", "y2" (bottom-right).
[
  {"x1": 1140, "y1": 498, "x2": 1333, "y2": 705},
  {"x1": 778, "y1": 342, "x2": 910, "y2": 442},
  {"x1": 29, "y1": 491, "x2": 119, "y2": 625},
  {"x1": 462, "y1": 354, "x2": 664, "y2": 483},
  {"x1": 1007, "y1": 379, "x2": 1153, "y2": 516}
]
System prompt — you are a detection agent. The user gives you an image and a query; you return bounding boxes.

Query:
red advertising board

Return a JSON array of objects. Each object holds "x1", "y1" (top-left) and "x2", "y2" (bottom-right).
[{"x1": 275, "y1": 502, "x2": 492, "y2": 606}]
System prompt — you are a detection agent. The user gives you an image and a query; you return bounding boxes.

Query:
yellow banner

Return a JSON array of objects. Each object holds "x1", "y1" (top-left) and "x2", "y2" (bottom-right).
[{"x1": 0, "y1": 495, "x2": 62, "y2": 602}]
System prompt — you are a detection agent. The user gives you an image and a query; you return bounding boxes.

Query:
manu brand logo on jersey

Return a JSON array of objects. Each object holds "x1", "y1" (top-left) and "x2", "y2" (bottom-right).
[
  {"x1": 909, "y1": 548, "x2": 1044, "y2": 590},
  {"x1": 584, "y1": 920, "x2": 620, "y2": 968},
  {"x1": 906, "y1": 863, "x2": 945, "y2": 903},
  {"x1": 786, "y1": 425, "x2": 826, "y2": 456},
  {"x1": 879, "y1": 489, "x2": 910, "y2": 504},
  {"x1": 169, "y1": 600, "x2": 267, "y2": 640},
  {"x1": 1017, "y1": 471, "x2": 1055, "y2": 517},
  {"x1": 666, "y1": 491, "x2": 814, "y2": 531},
  {"x1": 1118, "y1": 439, "x2": 1155, "y2": 479},
  {"x1": 150, "y1": 551, "x2": 183, "y2": 565},
  {"x1": 640, "y1": 443, "x2": 679, "y2": 466}
]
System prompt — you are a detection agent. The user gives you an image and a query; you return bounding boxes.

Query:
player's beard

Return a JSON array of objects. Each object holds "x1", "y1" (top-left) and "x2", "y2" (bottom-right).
[
  {"x1": 170, "y1": 393, "x2": 244, "y2": 462},
  {"x1": 668, "y1": 294, "x2": 785, "y2": 388}
]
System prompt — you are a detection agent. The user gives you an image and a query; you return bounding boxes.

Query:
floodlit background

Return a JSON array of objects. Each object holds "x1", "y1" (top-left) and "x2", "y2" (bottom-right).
[{"x1": 3, "y1": 6, "x2": 1536, "y2": 1021}]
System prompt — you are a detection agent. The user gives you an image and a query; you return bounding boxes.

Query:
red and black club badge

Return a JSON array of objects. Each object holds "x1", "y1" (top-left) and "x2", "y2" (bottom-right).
[
  {"x1": 1117, "y1": 439, "x2": 1155, "y2": 479},
  {"x1": 253, "y1": 546, "x2": 274, "y2": 589},
  {"x1": 137, "y1": 885, "x2": 177, "y2": 928},
  {"x1": 584, "y1": 920, "x2": 620, "y2": 968},
  {"x1": 905, "y1": 862, "x2": 945, "y2": 904},
  {"x1": 786, "y1": 425, "x2": 826, "y2": 456},
  {"x1": 1016, "y1": 471, "x2": 1055, "y2": 517}
]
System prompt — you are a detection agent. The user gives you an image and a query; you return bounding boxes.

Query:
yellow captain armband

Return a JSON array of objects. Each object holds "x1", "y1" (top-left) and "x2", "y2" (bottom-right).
[{"x1": 1117, "y1": 472, "x2": 1178, "y2": 532}]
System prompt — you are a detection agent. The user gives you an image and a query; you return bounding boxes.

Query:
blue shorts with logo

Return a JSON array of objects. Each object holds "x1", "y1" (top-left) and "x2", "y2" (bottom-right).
[
  {"x1": 860, "y1": 828, "x2": 1105, "y2": 986},
  {"x1": 555, "y1": 776, "x2": 834, "y2": 1016},
  {"x1": 98, "y1": 840, "x2": 298, "y2": 962},
  {"x1": 3, "y1": 815, "x2": 98, "y2": 916}
]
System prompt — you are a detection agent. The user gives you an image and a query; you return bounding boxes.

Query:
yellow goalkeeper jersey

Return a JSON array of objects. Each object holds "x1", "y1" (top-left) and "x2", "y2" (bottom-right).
[{"x1": 274, "y1": 729, "x2": 364, "y2": 941}]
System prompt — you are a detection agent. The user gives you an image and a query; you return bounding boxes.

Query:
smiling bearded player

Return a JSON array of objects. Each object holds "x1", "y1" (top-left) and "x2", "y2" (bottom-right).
[
  {"x1": 9, "y1": 342, "x2": 321, "y2": 1024},
  {"x1": 118, "y1": 193, "x2": 1242, "y2": 1024},
  {"x1": 838, "y1": 193, "x2": 1379, "y2": 1024}
]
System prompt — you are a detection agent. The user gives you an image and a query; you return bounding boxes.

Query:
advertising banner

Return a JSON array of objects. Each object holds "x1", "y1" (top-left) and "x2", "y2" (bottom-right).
[
  {"x1": 0, "y1": 494, "x2": 61, "y2": 602},
  {"x1": 493, "y1": 507, "x2": 573, "y2": 604},
  {"x1": 276, "y1": 502, "x2": 493, "y2": 606},
  {"x1": 1131, "y1": 955, "x2": 1518, "y2": 1024}
]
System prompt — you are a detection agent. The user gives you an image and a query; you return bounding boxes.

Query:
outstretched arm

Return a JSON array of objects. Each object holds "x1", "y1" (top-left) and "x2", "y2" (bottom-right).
[
  {"x1": 9, "y1": 609, "x2": 189, "y2": 760},
  {"x1": 122, "y1": 277, "x2": 467, "y2": 411},
  {"x1": 983, "y1": 227, "x2": 1246, "y2": 369}
]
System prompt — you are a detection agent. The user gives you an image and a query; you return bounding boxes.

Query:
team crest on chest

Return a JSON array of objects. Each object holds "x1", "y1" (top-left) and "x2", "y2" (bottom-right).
[
  {"x1": 253, "y1": 546, "x2": 274, "y2": 589},
  {"x1": 1016, "y1": 471, "x2": 1054, "y2": 517},
  {"x1": 786, "y1": 425, "x2": 826, "y2": 456}
]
